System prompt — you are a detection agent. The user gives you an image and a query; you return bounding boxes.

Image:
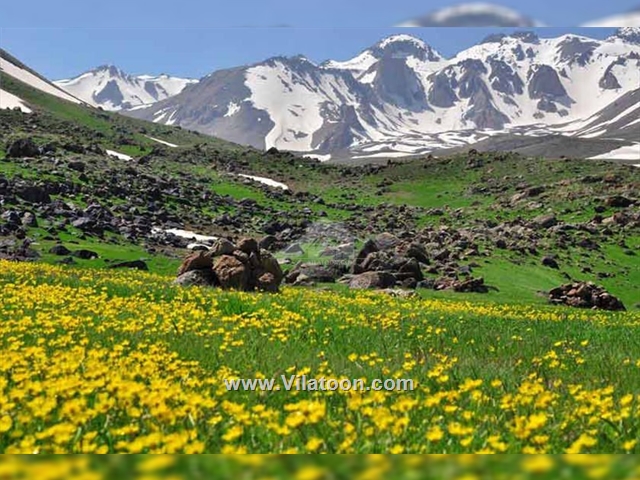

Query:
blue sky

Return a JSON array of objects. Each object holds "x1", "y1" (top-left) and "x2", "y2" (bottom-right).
[
  {"x1": 1, "y1": 0, "x2": 639, "y2": 28},
  {"x1": 0, "y1": 1, "x2": 634, "y2": 79},
  {"x1": 0, "y1": 27, "x2": 617, "y2": 81}
]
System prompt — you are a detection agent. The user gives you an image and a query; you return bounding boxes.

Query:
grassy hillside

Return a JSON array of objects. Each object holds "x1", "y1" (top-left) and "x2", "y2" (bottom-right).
[
  {"x1": 1, "y1": 75, "x2": 639, "y2": 306},
  {"x1": 0, "y1": 71, "x2": 239, "y2": 153}
]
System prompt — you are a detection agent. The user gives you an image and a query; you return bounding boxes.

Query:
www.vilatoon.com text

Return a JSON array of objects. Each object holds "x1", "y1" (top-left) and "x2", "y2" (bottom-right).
[{"x1": 224, "y1": 375, "x2": 415, "y2": 392}]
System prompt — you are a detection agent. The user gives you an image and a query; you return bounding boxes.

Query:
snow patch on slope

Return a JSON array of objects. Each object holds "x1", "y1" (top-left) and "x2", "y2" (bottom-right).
[
  {"x1": 144, "y1": 135, "x2": 178, "y2": 148},
  {"x1": 152, "y1": 227, "x2": 218, "y2": 243},
  {"x1": 324, "y1": 51, "x2": 378, "y2": 81},
  {"x1": 238, "y1": 174, "x2": 289, "y2": 190},
  {"x1": 0, "y1": 57, "x2": 83, "y2": 104},
  {"x1": 224, "y1": 102, "x2": 241, "y2": 117},
  {"x1": 0, "y1": 89, "x2": 32, "y2": 113},
  {"x1": 589, "y1": 144, "x2": 640, "y2": 160},
  {"x1": 305, "y1": 154, "x2": 332, "y2": 161},
  {"x1": 106, "y1": 150, "x2": 133, "y2": 161}
]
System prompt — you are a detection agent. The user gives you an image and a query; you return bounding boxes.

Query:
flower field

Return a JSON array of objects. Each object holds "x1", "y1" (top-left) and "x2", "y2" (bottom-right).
[
  {"x1": 2, "y1": 455, "x2": 640, "y2": 480},
  {"x1": 1, "y1": 259, "x2": 640, "y2": 455}
]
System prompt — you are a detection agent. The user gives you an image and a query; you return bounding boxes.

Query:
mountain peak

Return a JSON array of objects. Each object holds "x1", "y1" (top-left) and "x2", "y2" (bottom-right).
[
  {"x1": 263, "y1": 54, "x2": 317, "y2": 68},
  {"x1": 377, "y1": 34, "x2": 428, "y2": 49},
  {"x1": 373, "y1": 34, "x2": 443, "y2": 61},
  {"x1": 480, "y1": 31, "x2": 539, "y2": 44},
  {"x1": 511, "y1": 31, "x2": 539, "y2": 43},
  {"x1": 611, "y1": 27, "x2": 640, "y2": 44},
  {"x1": 92, "y1": 64, "x2": 127, "y2": 77}
]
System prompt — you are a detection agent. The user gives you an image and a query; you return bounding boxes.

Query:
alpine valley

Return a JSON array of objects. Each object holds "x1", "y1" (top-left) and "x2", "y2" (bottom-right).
[
  {"x1": 2, "y1": 23, "x2": 640, "y2": 456},
  {"x1": 56, "y1": 28, "x2": 640, "y2": 161}
]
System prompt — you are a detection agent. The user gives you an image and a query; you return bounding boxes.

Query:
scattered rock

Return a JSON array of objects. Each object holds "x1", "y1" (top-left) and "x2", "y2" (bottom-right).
[
  {"x1": 549, "y1": 282, "x2": 626, "y2": 311},
  {"x1": 178, "y1": 250, "x2": 214, "y2": 276},
  {"x1": 1, "y1": 211, "x2": 21, "y2": 225},
  {"x1": 49, "y1": 245, "x2": 71, "y2": 256},
  {"x1": 174, "y1": 269, "x2": 216, "y2": 287},
  {"x1": 70, "y1": 249, "x2": 99, "y2": 260},
  {"x1": 210, "y1": 238, "x2": 235, "y2": 257},
  {"x1": 259, "y1": 235, "x2": 278, "y2": 251},
  {"x1": 604, "y1": 196, "x2": 633, "y2": 208},
  {"x1": 67, "y1": 161, "x2": 87, "y2": 173},
  {"x1": 6, "y1": 138, "x2": 40, "y2": 158},
  {"x1": 237, "y1": 237, "x2": 259, "y2": 255},
  {"x1": 353, "y1": 239, "x2": 379, "y2": 273},
  {"x1": 532, "y1": 214, "x2": 558, "y2": 229},
  {"x1": 435, "y1": 277, "x2": 489, "y2": 293},
  {"x1": 109, "y1": 260, "x2": 148, "y2": 271},
  {"x1": 16, "y1": 186, "x2": 51, "y2": 205},
  {"x1": 375, "y1": 232, "x2": 401, "y2": 250},
  {"x1": 541, "y1": 256, "x2": 559, "y2": 269},
  {"x1": 402, "y1": 242, "x2": 430, "y2": 265},
  {"x1": 187, "y1": 244, "x2": 210, "y2": 251},
  {"x1": 417, "y1": 279, "x2": 436, "y2": 289},
  {"x1": 213, "y1": 255, "x2": 249, "y2": 290},
  {"x1": 72, "y1": 217, "x2": 95, "y2": 230},
  {"x1": 348, "y1": 271, "x2": 396, "y2": 290},
  {"x1": 286, "y1": 262, "x2": 347, "y2": 284},
  {"x1": 21, "y1": 212, "x2": 38, "y2": 227}
]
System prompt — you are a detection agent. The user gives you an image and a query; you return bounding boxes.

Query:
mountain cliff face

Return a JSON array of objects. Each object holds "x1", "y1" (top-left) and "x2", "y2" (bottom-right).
[
  {"x1": 54, "y1": 66, "x2": 197, "y2": 111},
  {"x1": 115, "y1": 29, "x2": 640, "y2": 159}
]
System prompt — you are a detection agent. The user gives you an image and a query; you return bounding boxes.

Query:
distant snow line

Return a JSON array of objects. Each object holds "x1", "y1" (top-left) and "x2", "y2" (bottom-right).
[
  {"x1": 238, "y1": 174, "x2": 290, "y2": 190},
  {"x1": 145, "y1": 135, "x2": 179, "y2": 148},
  {"x1": 105, "y1": 150, "x2": 133, "y2": 161}
]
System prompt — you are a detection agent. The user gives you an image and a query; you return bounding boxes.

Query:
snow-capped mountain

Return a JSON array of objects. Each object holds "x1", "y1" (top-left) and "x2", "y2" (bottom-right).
[
  {"x1": 54, "y1": 65, "x2": 197, "y2": 111},
  {"x1": 397, "y1": 2, "x2": 543, "y2": 27},
  {"x1": 435, "y1": 30, "x2": 640, "y2": 128},
  {"x1": 1, "y1": 48, "x2": 85, "y2": 112},
  {"x1": 127, "y1": 29, "x2": 640, "y2": 160}
]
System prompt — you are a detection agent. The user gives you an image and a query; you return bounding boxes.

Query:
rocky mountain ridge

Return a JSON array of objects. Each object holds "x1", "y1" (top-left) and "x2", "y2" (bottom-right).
[
  {"x1": 54, "y1": 65, "x2": 197, "y2": 111},
  {"x1": 119, "y1": 29, "x2": 640, "y2": 159}
]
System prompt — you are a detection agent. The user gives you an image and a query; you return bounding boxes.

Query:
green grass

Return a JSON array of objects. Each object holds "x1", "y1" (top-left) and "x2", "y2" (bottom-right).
[
  {"x1": 1, "y1": 64, "x2": 638, "y2": 312},
  {"x1": 27, "y1": 226, "x2": 181, "y2": 276},
  {"x1": 2, "y1": 260, "x2": 640, "y2": 453}
]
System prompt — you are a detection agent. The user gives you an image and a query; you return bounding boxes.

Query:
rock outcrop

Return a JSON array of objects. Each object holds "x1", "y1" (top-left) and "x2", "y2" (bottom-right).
[
  {"x1": 549, "y1": 282, "x2": 626, "y2": 311},
  {"x1": 175, "y1": 237, "x2": 283, "y2": 292}
]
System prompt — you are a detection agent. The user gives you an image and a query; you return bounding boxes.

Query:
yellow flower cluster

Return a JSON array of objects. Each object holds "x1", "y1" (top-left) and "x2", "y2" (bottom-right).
[{"x1": 1, "y1": 259, "x2": 640, "y2": 453}]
